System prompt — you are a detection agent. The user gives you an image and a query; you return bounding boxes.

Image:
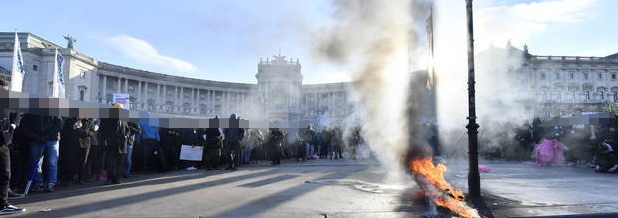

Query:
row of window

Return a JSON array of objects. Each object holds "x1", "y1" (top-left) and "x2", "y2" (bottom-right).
[
  {"x1": 540, "y1": 72, "x2": 618, "y2": 80},
  {"x1": 536, "y1": 91, "x2": 618, "y2": 102}
]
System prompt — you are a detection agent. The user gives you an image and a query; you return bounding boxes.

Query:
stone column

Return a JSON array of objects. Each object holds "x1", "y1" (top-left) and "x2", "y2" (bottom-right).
[
  {"x1": 157, "y1": 84, "x2": 161, "y2": 111},
  {"x1": 222, "y1": 91, "x2": 227, "y2": 115},
  {"x1": 164, "y1": 85, "x2": 168, "y2": 111},
  {"x1": 144, "y1": 82, "x2": 149, "y2": 106},
  {"x1": 117, "y1": 77, "x2": 121, "y2": 94},
  {"x1": 124, "y1": 78, "x2": 129, "y2": 93},
  {"x1": 195, "y1": 88, "x2": 199, "y2": 115},
  {"x1": 101, "y1": 75, "x2": 107, "y2": 103},
  {"x1": 180, "y1": 87, "x2": 185, "y2": 113},
  {"x1": 210, "y1": 90, "x2": 214, "y2": 113},
  {"x1": 180, "y1": 87, "x2": 184, "y2": 104},
  {"x1": 138, "y1": 81, "x2": 142, "y2": 109}
]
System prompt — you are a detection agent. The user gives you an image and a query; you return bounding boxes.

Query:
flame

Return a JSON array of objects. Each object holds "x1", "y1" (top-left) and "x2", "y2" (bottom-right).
[{"x1": 409, "y1": 157, "x2": 482, "y2": 218}]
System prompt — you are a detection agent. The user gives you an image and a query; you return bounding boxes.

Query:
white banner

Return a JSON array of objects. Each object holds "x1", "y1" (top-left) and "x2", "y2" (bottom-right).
[
  {"x1": 10, "y1": 32, "x2": 25, "y2": 92},
  {"x1": 51, "y1": 49, "x2": 65, "y2": 98},
  {"x1": 179, "y1": 145, "x2": 203, "y2": 161},
  {"x1": 113, "y1": 93, "x2": 130, "y2": 108}
]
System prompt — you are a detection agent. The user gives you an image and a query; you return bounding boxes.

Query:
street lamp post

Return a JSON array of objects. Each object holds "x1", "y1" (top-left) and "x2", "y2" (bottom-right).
[{"x1": 465, "y1": 0, "x2": 481, "y2": 199}]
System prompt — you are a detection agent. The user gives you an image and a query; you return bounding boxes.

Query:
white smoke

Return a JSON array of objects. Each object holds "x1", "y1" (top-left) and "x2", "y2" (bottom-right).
[{"x1": 312, "y1": 0, "x2": 438, "y2": 183}]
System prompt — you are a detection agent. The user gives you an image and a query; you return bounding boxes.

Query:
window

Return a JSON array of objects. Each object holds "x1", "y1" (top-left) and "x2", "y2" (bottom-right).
[
  {"x1": 555, "y1": 73, "x2": 560, "y2": 79},
  {"x1": 540, "y1": 73, "x2": 546, "y2": 79},
  {"x1": 584, "y1": 73, "x2": 589, "y2": 79},
  {"x1": 78, "y1": 86, "x2": 88, "y2": 101},
  {"x1": 569, "y1": 73, "x2": 574, "y2": 79},
  {"x1": 128, "y1": 85, "x2": 135, "y2": 92},
  {"x1": 612, "y1": 74, "x2": 616, "y2": 80},
  {"x1": 184, "y1": 93, "x2": 190, "y2": 98},
  {"x1": 166, "y1": 89, "x2": 172, "y2": 95},
  {"x1": 33, "y1": 65, "x2": 38, "y2": 71},
  {"x1": 599, "y1": 74, "x2": 603, "y2": 79}
]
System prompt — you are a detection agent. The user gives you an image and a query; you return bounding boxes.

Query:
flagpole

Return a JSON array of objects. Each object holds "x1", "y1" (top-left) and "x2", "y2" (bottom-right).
[{"x1": 52, "y1": 49, "x2": 58, "y2": 98}]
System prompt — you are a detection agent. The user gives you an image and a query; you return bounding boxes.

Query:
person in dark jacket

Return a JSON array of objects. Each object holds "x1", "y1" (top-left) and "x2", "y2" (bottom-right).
[
  {"x1": 85, "y1": 119, "x2": 105, "y2": 182},
  {"x1": 203, "y1": 128, "x2": 223, "y2": 169},
  {"x1": 20, "y1": 113, "x2": 63, "y2": 192},
  {"x1": 269, "y1": 128, "x2": 285, "y2": 166},
  {"x1": 0, "y1": 79, "x2": 26, "y2": 214},
  {"x1": 595, "y1": 139, "x2": 618, "y2": 173},
  {"x1": 58, "y1": 117, "x2": 74, "y2": 184},
  {"x1": 249, "y1": 129, "x2": 264, "y2": 164},
  {"x1": 124, "y1": 122, "x2": 142, "y2": 178},
  {"x1": 532, "y1": 118, "x2": 545, "y2": 144},
  {"x1": 101, "y1": 103, "x2": 130, "y2": 184},
  {"x1": 223, "y1": 114, "x2": 245, "y2": 170},
  {"x1": 160, "y1": 128, "x2": 180, "y2": 171},
  {"x1": 68, "y1": 118, "x2": 95, "y2": 184}
]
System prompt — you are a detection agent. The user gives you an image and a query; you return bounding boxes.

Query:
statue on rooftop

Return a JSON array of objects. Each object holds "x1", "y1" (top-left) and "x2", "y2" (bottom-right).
[{"x1": 63, "y1": 33, "x2": 77, "y2": 49}]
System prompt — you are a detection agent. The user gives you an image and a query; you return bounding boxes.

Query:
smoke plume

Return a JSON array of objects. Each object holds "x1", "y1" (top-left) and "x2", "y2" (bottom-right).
[{"x1": 313, "y1": 0, "x2": 418, "y2": 182}]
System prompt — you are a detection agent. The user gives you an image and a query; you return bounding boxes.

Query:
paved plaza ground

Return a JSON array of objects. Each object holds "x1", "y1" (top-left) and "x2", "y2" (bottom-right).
[{"x1": 5, "y1": 159, "x2": 618, "y2": 218}]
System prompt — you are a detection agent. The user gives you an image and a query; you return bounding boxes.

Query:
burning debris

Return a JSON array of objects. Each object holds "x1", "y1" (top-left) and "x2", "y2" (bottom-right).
[{"x1": 409, "y1": 158, "x2": 482, "y2": 218}]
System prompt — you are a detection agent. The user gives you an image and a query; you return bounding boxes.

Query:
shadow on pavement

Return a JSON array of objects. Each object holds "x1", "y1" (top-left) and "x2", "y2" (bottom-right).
[
  {"x1": 238, "y1": 174, "x2": 300, "y2": 188},
  {"x1": 13, "y1": 169, "x2": 232, "y2": 204},
  {"x1": 10, "y1": 168, "x2": 283, "y2": 218},
  {"x1": 202, "y1": 166, "x2": 368, "y2": 218}
]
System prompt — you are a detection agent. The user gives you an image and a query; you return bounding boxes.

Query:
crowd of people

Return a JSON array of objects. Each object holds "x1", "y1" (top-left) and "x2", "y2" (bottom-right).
[
  {"x1": 0, "y1": 78, "x2": 366, "y2": 215},
  {"x1": 508, "y1": 117, "x2": 618, "y2": 173}
]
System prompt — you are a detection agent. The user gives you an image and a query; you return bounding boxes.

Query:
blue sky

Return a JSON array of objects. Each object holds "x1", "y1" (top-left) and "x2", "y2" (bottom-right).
[{"x1": 2, "y1": 0, "x2": 617, "y2": 84}]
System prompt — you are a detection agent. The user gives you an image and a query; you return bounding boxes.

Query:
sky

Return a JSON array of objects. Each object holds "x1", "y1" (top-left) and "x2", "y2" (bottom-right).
[{"x1": 1, "y1": 0, "x2": 617, "y2": 84}]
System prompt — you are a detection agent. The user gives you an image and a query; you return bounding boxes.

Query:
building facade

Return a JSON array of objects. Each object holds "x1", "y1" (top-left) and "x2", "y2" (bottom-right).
[
  {"x1": 478, "y1": 43, "x2": 618, "y2": 119},
  {"x1": 0, "y1": 32, "x2": 353, "y2": 124}
]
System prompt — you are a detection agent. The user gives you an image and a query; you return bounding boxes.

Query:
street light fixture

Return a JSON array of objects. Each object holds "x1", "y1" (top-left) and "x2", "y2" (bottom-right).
[{"x1": 465, "y1": 0, "x2": 481, "y2": 199}]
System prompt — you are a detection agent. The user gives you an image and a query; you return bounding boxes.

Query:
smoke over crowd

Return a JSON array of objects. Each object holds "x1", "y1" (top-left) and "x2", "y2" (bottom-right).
[{"x1": 313, "y1": 0, "x2": 418, "y2": 182}]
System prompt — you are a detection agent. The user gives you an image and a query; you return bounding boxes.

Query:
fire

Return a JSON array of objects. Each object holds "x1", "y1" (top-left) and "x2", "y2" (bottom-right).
[{"x1": 409, "y1": 157, "x2": 482, "y2": 218}]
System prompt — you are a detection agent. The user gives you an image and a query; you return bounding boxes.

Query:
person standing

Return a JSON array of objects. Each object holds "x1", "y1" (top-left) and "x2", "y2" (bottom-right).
[
  {"x1": 86, "y1": 119, "x2": 105, "y2": 182},
  {"x1": 203, "y1": 128, "x2": 223, "y2": 170},
  {"x1": 0, "y1": 79, "x2": 25, "y2": 214},
  {"x1": 160, "y1": 128, "x2": 180, "y2": 170},
  {"x1": 21, "y1": 112, "x2": 63, "y2": 192},
  {"x1": 269, "y1": 128, "x2": 284, "y2": 166},
  {"x1": 303, "y1": 125, "x2": 316, "y2": 159},
  {"x1": 101, "y1": 103, "x2": 130, "y2": 184},
  {"x1": 223, "y1": 114, "x2": 244, "y2": 170},
  {"x1": 124, "y1": 122, "x2": 142, "y2": 178},
  {"x1": 71, "y1": 118, "x2": 95, "y2": 184},
  {"x1": 139, "y1": 122, "x2": 160, "y2": 172}
]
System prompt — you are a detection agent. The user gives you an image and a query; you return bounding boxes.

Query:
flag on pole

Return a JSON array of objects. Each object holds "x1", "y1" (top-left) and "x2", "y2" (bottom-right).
[
  {"x1": 51, "y1": 49, "x2": 65, "y2": 98},
  {"x1": 10, "y1": 31, "x2": 25, "y2": 92}
]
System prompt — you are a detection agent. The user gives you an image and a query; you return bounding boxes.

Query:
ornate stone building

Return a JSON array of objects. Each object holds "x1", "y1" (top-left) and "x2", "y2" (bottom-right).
[
  {"x1": 0, "y1": 32, "x2": 352, "y2": 124},
  {"x1": 478, "y1": 42, "x2": 618, "y2": 119}
]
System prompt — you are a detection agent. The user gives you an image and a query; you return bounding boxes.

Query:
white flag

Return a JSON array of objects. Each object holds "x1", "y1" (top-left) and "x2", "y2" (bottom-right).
[
  {"x1": 10, "y1": 32, "x2": 25, "y2": 92},
  {"x1": 51, "y1": 49, "x2": 65, "y2": 98}
]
